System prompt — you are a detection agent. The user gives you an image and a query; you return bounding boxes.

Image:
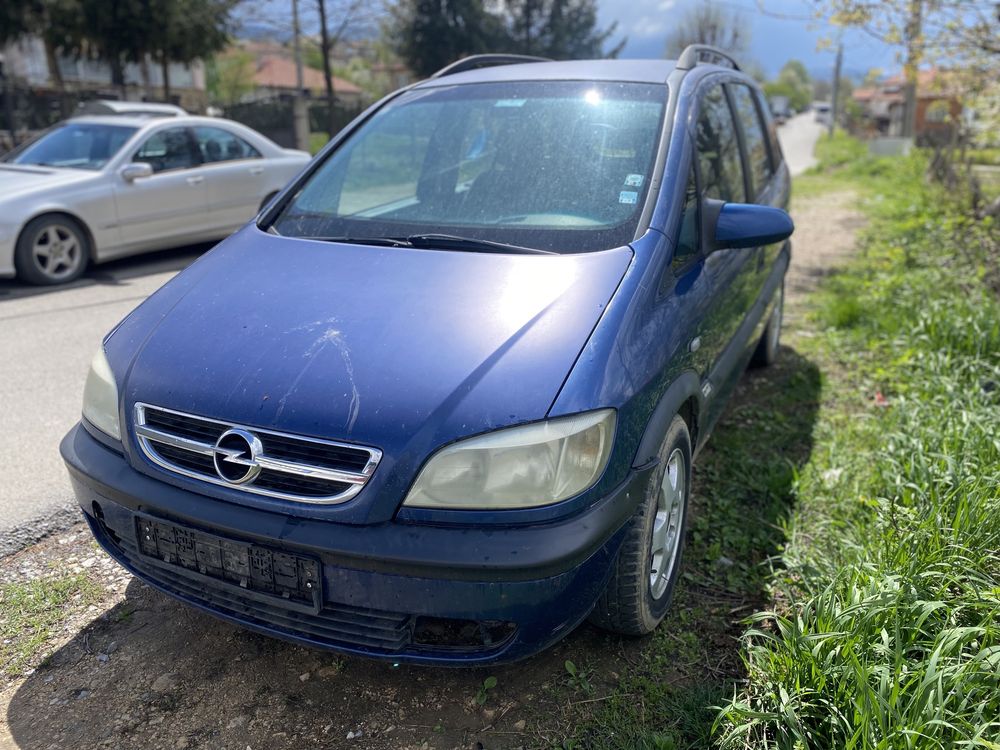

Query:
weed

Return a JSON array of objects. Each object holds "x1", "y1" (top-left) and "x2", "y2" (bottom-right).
[
  {"x1": 475, "y1": 675, "x2": 498, "y2": 706},
  {"x1": 564, "y1": 660, "x2": 594, "y2": 696}
]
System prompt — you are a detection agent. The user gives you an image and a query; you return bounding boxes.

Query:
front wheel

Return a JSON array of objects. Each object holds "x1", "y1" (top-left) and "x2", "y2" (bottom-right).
[
  {"x1": 590, "y1": 414, "x2": 692, "y2": 635},
  {"x1": 15, "y1": 215, "x2": 89, "y2": 285}
]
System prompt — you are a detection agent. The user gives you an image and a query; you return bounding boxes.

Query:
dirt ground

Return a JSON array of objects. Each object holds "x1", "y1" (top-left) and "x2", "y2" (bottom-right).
[{"x1": 0, "y1": 191, "x2": 863, "y2": 750}]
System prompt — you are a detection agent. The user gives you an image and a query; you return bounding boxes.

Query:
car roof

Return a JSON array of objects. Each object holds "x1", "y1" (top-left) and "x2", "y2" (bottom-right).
[
  {"x1": 76, "y1": 100, "x2": 187, "y2": 117},
  {"x1": 414, "y1": 59, "x2": 679, "y2": 88}
]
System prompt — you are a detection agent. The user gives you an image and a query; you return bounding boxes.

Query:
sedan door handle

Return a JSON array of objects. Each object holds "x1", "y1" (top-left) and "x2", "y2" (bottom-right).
[
  {"x1": 249, "y1": 166, "x2": 264, "y2": 175},
  {"x1": 186, "y1": 175, "x2": 204, "y2": 185}
]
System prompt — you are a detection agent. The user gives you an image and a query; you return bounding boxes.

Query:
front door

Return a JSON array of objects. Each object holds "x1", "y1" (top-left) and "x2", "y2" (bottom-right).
[{"x1": 113, "y1": 126, "x2": 208, "y2": 248}]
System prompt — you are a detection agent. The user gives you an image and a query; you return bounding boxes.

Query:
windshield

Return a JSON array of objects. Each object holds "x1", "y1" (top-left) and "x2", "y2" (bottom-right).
[
  {"x1": 269, "y1": 81, "x2": 667, "y2": 253},
  {"x1": 4, "y1": 122, "x2": 137, "y2": 170}
]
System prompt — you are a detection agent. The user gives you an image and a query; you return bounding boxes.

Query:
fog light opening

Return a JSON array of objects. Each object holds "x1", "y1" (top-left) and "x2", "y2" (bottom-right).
[{"x1": 412, "y1": 617, "x2": 516, "y2": 650}]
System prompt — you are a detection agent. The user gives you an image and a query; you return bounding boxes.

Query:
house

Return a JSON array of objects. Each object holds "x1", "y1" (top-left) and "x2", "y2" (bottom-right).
[
  {"x1": 0, "y1": 36, "x2": 207, "y2": 113},
  {"x1": 852, "y1": 69, "x2": 962, "y2": 142},
  {"x1": 240, "y1": 41, "x2": 363, "y2": 108}
]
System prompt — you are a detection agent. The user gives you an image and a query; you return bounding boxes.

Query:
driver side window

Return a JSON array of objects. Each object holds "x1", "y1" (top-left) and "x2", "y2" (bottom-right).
[{"x1": 134, "y1": 128, "x2": 199, "y2": 174}]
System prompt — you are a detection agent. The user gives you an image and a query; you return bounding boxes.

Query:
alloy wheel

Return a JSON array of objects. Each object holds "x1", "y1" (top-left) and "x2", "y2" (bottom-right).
[
  {"x1": 649, "y1": 447, "x2": 686, "y2": 600},
  {"x1": 32, "y1": 223, "x2": 84, "y2": 282}
]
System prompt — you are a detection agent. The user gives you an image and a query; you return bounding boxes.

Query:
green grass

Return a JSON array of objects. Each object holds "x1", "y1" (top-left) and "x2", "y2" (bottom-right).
[
  {"x1": 717, "y1": 149, "x2": 1000, "y2": 747},
  {"x1": 560, "y1": 139, "x2": 999, "y2": 748},
  {"x1": 309, "y1": 132, "x2": 330, "y2": 155},
  {"x1": 1, "y1": 574, "x2": 101, "y2": 677}
]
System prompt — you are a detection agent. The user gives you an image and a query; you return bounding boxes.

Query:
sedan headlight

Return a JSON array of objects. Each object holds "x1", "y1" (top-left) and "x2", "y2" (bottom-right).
[
  {"x1": 82, "y1": 346, "x2": 121, "y2": 441},
  {"x1": 403, "y1": 409, "x2": 615, "y2": 510}
]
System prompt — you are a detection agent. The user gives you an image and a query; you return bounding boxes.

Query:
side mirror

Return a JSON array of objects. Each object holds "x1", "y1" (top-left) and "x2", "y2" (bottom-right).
[
  {"x1": 703, "y1": 199, "x2": 794, "y2": 252},
  {"x1": 120, "y1": 162, "x2": 153, "y2": 182}
]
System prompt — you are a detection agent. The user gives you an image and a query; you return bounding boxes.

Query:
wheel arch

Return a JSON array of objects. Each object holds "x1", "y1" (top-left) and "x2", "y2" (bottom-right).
[
  {"x1": 632, "y1": 371, "x2": 703, "y2": 469},
  {"x1": 18, "y1": 209, "x2": 98, "y2": 263}
]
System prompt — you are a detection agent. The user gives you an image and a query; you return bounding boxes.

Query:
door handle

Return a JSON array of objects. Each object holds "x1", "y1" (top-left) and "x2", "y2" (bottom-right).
[
  {"x1": 249, "y1": 166, "x2": 264, "y2": 175},
  {"x1": 186, "y1": 175, "x2": 204, "y2": 185}
]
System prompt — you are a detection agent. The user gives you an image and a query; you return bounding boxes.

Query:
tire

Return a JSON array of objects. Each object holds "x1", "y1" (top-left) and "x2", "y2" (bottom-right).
[
  {"x1": 590, "y1": 414, "x2": 692, "y2": 635},
  {"x1": 751, "y1": 283, "x2": 783, "y2": 368},
  {"x1": 15, "y1": 214, "x2": 89, "y2": 285}
]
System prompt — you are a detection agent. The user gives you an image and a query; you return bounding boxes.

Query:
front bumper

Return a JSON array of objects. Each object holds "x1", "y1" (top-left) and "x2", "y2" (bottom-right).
[{"x1": 61, "y1": 423, "x2": 650, "y2": 665}]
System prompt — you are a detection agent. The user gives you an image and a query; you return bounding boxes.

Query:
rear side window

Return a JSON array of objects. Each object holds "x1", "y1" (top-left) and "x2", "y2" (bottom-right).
[
  {"x1": 695, "y1": 85, "x2": 745, "y2": 202},
  {"x1": 194, "y1": 126, "x2": 261, "y2": 163},
  {"x1": 729, "y1": 84, "x2": 773, "y2": 199}
]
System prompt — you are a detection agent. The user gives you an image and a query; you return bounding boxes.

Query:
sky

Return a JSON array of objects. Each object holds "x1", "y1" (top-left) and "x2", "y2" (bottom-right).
[{"x1": 597, "y1": 0, "x2": 902, "y2": 81}]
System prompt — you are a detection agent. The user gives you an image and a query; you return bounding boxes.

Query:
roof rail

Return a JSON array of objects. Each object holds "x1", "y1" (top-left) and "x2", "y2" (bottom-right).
[
  {"x1": 675, "y1": 44, "x2": 741, "y2": 72},
  {"x1": 430, "y1": 54, "x2": 552, "y2": 79}
]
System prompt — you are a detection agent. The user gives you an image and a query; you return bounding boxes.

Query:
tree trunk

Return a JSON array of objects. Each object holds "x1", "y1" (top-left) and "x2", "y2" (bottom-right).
[
  {"x1": 317, "y1": 0, "x2": 337, "y2": 138},
  {"x1": 43, "y1": 39, "x2": 65, "y2": 93},
  {"x1": 161, "y1": 56, "x2": 171, "y2": 102},
  {"x1": 111, "y1": 56, "x2": 127, "y2": 100},
  {"x1": 901, "y1": 0, "x2": 923, "y2": 138}
]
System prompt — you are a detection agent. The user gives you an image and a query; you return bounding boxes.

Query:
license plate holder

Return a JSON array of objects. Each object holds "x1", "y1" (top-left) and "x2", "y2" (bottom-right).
[{"x1": 134, "y1": 514, "x2": 322, "y2": 613}]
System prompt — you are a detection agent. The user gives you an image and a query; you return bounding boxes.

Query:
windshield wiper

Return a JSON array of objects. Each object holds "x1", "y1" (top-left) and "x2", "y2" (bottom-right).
[
  {"x1": 303, "y1": 233, "x2": 555, "y2": 255},
  {"x1": 309, "y1": 236, "x2": 412, "y2": 247},
  {"x1": 403, "y1": 234, "x2": 556, "y2": 255}
]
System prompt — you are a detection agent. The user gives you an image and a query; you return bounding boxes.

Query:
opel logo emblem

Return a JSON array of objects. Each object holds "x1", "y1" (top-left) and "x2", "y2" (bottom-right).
[{"x1": 213, "y1": 428, "x2": 262, "y2": 485}]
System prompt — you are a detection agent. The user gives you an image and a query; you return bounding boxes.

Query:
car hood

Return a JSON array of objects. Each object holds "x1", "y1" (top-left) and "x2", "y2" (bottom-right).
[
  {"x1": 116, "y1": 226, "x2": 632, "y2": 522},
  {"x1": 0, "y1": 164, "x2": 94, "y2": 197}
]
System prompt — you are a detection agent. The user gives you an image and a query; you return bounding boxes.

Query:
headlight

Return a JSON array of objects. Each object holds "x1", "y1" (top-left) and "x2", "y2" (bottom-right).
[
  {"x1": 82, "y1": 346, "x2": 120, "y2": 441},
  {"x1": 403, "y1": 409, "x2": 615, "y2": 510}
]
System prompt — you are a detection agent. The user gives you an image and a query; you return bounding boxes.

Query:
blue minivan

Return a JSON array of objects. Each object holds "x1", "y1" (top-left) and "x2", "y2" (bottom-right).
[{"x1": 62, "y1": 46, "x2": 793, "y2": 664}]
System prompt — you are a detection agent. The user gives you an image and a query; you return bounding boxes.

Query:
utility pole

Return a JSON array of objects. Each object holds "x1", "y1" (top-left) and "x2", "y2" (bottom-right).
[
  {"x1": 829, "y1": 40, "x2": 843, "y2": 138},
  {"x1": 291, "y1": 0, "x2": 310, "y2": 152}
]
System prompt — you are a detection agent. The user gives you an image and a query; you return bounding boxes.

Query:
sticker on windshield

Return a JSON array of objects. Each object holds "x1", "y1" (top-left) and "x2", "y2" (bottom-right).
[
  {"x1": 619, "y1": 190, "x2": 638, "y2": 204},
  {"x1": 624, "y1": 173, "x2": 644, "y2": 187},
  {"x1": 494, "y1": 99, "x2": 527, "y2": 107}
]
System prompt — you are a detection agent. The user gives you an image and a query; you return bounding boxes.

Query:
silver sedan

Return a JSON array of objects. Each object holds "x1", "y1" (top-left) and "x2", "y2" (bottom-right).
[{"x1": 0, "y1": 114, "x2": 311, "y2": 284}]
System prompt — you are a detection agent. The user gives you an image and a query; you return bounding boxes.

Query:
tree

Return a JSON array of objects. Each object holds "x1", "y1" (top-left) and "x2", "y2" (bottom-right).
[
  {"x1": 148, "y1": 0, "x2": 234, "y2": 100},
  {"x1": 817, "y1": 1, "x2": 999, "y2": 137},
  {"x1": 315, "y1": 0, "x2": 371, "y2": 136},
  {"x1": 0, "y1": 0, "x2": 87, "y2": 92},
  {"x1": 206, "y1": 47, "x2": 255, "y2": 105},
  {"x1": 386, "y1": 0, "x2": 622, "y2": 79},
  {"x1": 764, "y1": 59, "x2": 813, "y2": 111},
  {"x1": 385, "y1": 0, "x2": 505, "y2": 78},
  {"x1": 663, "y1": 1, "x2": 749, "y2": 61},
  {"x1": 501, "y1": 0, "x2": 623, "y2": 59},
  {"x1": 78, "y1": 0, "x2": 156, "y2": 96}
]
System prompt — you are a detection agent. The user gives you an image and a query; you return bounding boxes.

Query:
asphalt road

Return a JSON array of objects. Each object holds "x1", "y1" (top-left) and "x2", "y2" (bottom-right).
[
  {"x1": 778, "y1": 111, "x2": 827, "y2": 176},
  {"x1": 0, "y1": 245, "x2": 209, "y2": 555},
  {"x1": 0, "y1": 113, "x2": 825, "y2": 556}
]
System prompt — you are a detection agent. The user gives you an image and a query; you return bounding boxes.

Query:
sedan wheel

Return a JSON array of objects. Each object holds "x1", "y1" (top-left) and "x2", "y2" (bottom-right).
[{"x1": 15, "y1": 216, "x2": 89, "y2": 285}]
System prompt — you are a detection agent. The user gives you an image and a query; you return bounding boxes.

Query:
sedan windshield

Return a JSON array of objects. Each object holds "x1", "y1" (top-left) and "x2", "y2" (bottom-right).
[
  {"x1": 4, "y1": 122, "x2": 137, "y2": 170},
  {"x1": 269, "y1": 81, "x2": 667, "y2": 253}
]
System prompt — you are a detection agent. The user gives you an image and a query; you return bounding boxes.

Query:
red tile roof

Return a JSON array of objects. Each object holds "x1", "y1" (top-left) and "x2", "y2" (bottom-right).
[{"x1": 254, "y1": 54, "x2": 361, "y2": 95}]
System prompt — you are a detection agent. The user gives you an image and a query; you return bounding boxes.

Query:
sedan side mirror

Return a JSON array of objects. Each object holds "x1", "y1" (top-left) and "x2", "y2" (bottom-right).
[
  {"x1": 703, "y1": 199, "x2": 794, "y2": 252},
  {"x1": 120, "y1": 162, "x2": 153, "y2": 182}
]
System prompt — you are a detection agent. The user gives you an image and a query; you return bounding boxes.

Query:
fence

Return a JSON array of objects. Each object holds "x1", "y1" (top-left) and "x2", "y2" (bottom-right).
[{"x1": 222, "y1": 99, "x2": 363, "y2": 149}]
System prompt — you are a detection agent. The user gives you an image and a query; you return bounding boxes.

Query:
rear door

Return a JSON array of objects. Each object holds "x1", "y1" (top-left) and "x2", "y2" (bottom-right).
[
  {"x1": 192, "y1": 125, "x2": 268, "y2": 231},
  {"x1": 113, "y1": 125, "x2": 209, "y2": 247}
]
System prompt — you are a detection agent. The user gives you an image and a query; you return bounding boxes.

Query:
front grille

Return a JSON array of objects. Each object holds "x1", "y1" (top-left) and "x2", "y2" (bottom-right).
[{"x1": 134, "y1": 403, "x2": 381, "y2": 504}]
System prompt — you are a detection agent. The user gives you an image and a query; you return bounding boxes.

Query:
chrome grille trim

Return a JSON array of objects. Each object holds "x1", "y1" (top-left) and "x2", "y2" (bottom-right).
[{"x1": 133, "y1": 403, "x2": 381, "y2": 504}]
